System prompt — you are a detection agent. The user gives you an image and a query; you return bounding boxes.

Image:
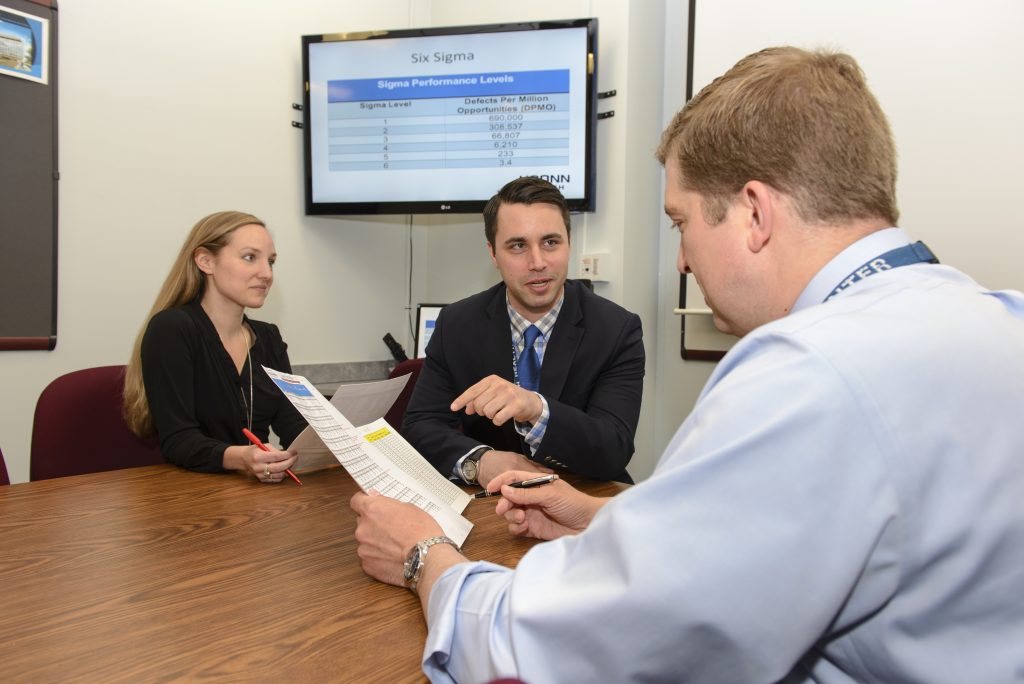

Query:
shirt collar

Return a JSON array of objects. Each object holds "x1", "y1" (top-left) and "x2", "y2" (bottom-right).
[
  {"x1": 792, "y1": 227, "x2": 911, "y2": 314},
  {"x1": 506, "y1": 290, "x2": 564, "y2": 339}
]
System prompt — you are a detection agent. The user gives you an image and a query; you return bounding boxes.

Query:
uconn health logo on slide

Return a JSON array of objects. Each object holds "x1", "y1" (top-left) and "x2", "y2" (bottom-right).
[{"x1": 530, "y1": 174, "x2": 571, "y2": 191}]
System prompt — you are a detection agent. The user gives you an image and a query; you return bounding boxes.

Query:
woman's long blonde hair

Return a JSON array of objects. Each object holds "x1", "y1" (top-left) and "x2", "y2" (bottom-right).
[{"x1": 123, "y1": 211, "x2": 266, "y2": 437}]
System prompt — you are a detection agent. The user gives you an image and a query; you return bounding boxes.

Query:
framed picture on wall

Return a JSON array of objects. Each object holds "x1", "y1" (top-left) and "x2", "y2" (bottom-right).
[
  {"x1": 415, "y1": 304, "x2": 446, "y2": 358},
  {"x1": 0, "y1": 5, "x2": 48, "y2": 84}
]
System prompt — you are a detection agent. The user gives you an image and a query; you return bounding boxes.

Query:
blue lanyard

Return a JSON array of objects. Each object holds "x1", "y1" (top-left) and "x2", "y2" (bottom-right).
[
  {"x1": 824, "y1": 241, "x2": 938, "y2": 302},
  {"x1": 510, "y1": 329, "x2": 536, "y2": 387}
]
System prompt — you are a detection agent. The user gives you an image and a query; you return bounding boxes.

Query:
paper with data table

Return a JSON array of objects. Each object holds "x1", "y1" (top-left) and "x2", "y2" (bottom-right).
[
  {"x1": 287, "y1": 373, "x2": 411, "y2": 473},
  {"x1": 263, "y1": 366, "x2": 472, "y2": 545}
]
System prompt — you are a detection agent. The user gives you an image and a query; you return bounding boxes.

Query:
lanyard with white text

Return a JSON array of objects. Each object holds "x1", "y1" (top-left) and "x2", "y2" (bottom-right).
[
  {"x1": 510, "y1": 335, "x2": 521, "y2": 387},
  {"x1": 824, "y1": 241, "x2": 938, "y2": 302}
]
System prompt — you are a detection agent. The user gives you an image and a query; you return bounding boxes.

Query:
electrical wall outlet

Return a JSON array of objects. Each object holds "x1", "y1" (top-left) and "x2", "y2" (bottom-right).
[{"x1": 579, "y1": 252, "x2": 610, "y2": 281}]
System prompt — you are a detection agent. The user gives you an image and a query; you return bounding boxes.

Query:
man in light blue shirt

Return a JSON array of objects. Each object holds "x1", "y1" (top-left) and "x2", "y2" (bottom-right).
[{"x1": 350, "y1": 47, "x2": 1024, "y2": 683}]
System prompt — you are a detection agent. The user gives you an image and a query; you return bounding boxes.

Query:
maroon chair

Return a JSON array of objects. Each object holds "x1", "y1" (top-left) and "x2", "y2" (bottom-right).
[
  {"x1": 30, "y1": 365, "x2": 165, "y2": 481},
  {"x1": 384, "y1": 357, "x2": 424, "y2": 431},
  {"x1": 0, "y1": 446, "x2": 10, "y2": 485}
]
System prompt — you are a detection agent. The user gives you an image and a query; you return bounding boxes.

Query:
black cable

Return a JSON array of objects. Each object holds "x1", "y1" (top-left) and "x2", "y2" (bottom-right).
[{"x1": 407, "y1": 215, "x2": 415, "y2": 343}]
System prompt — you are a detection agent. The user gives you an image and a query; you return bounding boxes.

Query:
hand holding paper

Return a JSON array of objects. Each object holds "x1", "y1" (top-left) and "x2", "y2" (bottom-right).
[{"x1": 263, "y1": 367, "x2": 473, "y2": 546}]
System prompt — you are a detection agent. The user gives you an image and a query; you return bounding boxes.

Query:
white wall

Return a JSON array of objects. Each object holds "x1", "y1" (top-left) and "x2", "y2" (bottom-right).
[
  {"x1": 0, "y1": 0, "x2": 421, "y2": 482},
  {"x1": 675, "y1": 0, "x2": 1024, "y2": 355},
  {"x1": 652, "y1": 0, "x2": 718, "y2": 478},
  {"x1": 0, "y1": 0, "x2": 671, "y2": 483}
]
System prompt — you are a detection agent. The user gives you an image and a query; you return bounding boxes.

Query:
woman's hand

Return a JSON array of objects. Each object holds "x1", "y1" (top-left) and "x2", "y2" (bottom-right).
[{"x1": 224, "y1": 444, "x2": 298, "y2": 483}]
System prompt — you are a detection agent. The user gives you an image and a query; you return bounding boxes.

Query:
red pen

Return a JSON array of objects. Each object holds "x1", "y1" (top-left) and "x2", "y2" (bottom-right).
[{"x1": 242, "y1": 428, "x2": 302, "y2": 486}]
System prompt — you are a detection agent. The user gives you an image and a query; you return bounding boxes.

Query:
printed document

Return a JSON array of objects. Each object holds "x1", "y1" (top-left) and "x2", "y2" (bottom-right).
[
  {"x1": 263, "y1": 366, "x2": 472, "y2": 545},
  {"x1": 288, "y1": 373, "x2": 411, "y2": 472}
]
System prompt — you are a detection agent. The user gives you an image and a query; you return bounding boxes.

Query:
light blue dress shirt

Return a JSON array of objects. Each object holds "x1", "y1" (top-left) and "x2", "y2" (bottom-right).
[
  {"x1": 417, "y1": 231, "x2": 1024, "y2": 684},
  {"x1": 421, "y1": 229, "x2": 1024, "y2": 683}
]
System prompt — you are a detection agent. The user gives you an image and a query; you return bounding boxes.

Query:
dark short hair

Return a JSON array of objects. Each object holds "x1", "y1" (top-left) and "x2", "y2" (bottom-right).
[{"x1": 483, "y1": 177, "x2": 571, "y2": 247}]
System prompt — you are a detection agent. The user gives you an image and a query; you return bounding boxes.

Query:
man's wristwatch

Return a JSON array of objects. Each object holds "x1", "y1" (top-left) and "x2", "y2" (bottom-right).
[
  {"x1": 403, "y1": 535, "x2": 460, "y2": 594},
  {"x1": 458, "y1": 447, "x2": 492, "y2": 485}
]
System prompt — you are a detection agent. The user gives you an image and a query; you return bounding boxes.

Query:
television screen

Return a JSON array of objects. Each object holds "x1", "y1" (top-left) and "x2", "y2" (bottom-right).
[{"x1": 302, "y1": 19, "x2": 597, "y2": 215}]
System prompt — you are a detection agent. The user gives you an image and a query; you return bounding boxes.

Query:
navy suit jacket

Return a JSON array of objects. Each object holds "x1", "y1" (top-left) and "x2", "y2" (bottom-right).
[{"x1": 403, "y1": 280, "x2": 644, "y2": 482}]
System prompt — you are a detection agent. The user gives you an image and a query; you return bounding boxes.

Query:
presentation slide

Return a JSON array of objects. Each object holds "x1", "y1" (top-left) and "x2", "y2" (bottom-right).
[{"x1": 307, "y1": 26, "x2": 590, "y2": 206}]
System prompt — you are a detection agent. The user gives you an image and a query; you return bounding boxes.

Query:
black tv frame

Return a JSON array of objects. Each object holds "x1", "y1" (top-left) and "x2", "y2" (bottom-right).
[{"x1": 301, "y1": 18, "x2": 598, "y2": 216}]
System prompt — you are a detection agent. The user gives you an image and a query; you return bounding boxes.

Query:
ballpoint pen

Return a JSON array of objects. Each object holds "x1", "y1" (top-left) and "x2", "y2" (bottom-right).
[
  {"x1": 473, "y1": 473, "x2": 558, "y2": 498},
  {"x1": 242, "y1": 428, "x2": 302, "y2": 486}
]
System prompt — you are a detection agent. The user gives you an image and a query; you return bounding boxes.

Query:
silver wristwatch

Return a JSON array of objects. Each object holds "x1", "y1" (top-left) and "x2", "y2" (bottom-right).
[{"x1": 403, "y1": 535, "x2": 460, "y2": 594}]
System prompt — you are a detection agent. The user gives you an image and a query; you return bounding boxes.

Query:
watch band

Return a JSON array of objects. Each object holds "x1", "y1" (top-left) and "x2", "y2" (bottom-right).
[{"x1": 405, "y1": 535, "x2": 460, "y2": 594}]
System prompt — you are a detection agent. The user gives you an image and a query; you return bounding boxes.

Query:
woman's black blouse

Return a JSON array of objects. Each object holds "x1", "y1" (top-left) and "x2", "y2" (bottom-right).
[{"x1": 140, "y1": 300, "x2": 307, "y2": 472}]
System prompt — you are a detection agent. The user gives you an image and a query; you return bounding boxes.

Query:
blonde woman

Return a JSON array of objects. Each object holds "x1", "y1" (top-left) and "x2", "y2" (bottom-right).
[{"x1": 124, "y1": 211, "x2": 305, "y2": 482}]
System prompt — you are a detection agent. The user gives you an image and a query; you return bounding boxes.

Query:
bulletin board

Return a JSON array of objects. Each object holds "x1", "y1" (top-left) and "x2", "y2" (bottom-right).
[{"x1": 0, "y1": 0, "x2": 58, "y2": 351}]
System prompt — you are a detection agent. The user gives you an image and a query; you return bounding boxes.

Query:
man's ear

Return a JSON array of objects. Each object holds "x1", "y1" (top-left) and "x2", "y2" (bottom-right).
[
  {"x1": 194, "y1": 248, "x2": 214, "y2": 275},
  {"x1": 487, "y1": 241, "x2": 498, "y2": 268},
  {"x1": 742, "y1": 181, "x2": 774, "y2": 253}
]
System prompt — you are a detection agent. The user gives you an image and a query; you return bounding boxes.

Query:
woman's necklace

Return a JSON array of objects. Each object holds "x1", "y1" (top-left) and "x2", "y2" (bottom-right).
[{"x1": 238, "y1": 326, "x2": 253, "y2": 432}]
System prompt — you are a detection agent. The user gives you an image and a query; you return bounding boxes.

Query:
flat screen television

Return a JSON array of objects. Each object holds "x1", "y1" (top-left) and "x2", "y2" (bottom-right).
[{"x1": 301, "y1": 18, "x2": 598, "y2": 215}]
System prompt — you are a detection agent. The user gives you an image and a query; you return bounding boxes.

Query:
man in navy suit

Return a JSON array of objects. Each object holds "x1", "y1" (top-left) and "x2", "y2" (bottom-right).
[{"x1": 403, "y1": 177, "x2": 645, "y2": 485}]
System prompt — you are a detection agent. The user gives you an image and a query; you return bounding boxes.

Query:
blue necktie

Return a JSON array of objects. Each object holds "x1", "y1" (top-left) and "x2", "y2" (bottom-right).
[{"x1": 517, "y1": 325, "x2": 541, "y2": 392}]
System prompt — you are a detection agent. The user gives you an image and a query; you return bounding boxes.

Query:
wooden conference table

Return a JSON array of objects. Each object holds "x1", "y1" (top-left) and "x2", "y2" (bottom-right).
[{"x1": 0, "y1": 465, "x2": 624, "y2": 682}]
